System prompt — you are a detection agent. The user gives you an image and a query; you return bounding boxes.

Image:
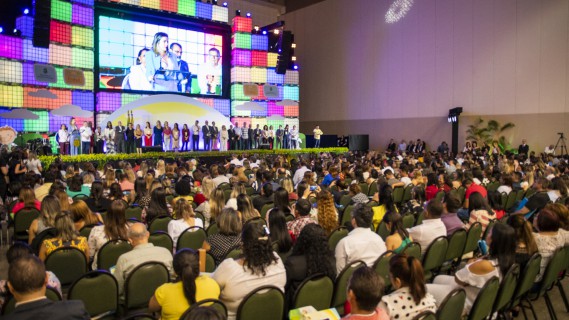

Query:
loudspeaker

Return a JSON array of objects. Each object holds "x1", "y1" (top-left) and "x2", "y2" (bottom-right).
[
  {"x1": 142, "y1": 146, "x2": 163, "y2": 153},
  {"x1": 348, "y1": 135, "x2": 369, "y2": 151},
  {"x1": 275, "y1": 31, "x2": 293, "y2": 75},
  {"x1": 33, "y1": 0, "x2": 51, "y2": 48}
]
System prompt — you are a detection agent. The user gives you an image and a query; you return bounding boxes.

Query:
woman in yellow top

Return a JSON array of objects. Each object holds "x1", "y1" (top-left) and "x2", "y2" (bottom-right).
[
  {"x1": 149, "y1": 249, "x2": 220, "y2": 320},
  {"x1": 39, "y1": 212, "x2": 89, "y2": 261},
  {"x1": 372, "y1": 184, "x2": 398, "y2": 230}
]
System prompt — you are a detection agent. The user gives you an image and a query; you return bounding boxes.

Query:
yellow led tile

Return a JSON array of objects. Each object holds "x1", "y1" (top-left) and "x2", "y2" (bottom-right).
[
  {"x1": 0, "y1": 85, "x2": 24, "y2": 107},
  {"x1": 72, "y1": 26, "x2": 94, "y2": 48},
  {"x1": 251, "y1": 68, "x2": 267, "y2": 83},
  {"x1": 140, "y1": 0, "x2": 160, "y2": 9},
  {"x1": 267, "y1": 53, "x2": 278, "y2": 67}
]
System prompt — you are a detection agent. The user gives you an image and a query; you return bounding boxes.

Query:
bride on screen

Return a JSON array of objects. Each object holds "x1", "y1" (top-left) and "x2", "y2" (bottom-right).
[
  {"x1": 123, "y1": 48, "x2": 153, "y2": 91},
  {"x1": 145, "y1": 32, "x2": 181, "y2": 92}
]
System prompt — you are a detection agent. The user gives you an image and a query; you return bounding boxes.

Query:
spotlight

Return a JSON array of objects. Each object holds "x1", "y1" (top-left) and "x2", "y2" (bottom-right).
[
  {"x1": 23, "y1": 8, "x2": 30, "y2": 15},
  {"x1": 253, "y1": 25, "x2": 259, "y2": 33},
  {"x1": 12, "y1": 28, "x2": 21, "y2": 36},
  {"x1": 293, "y1": 65, "x2": 299, "y2": 70},
  {"x1": 0, "y1": 27, "x2": 3, "y2": 34},
  {"x1": 291, "y1": 56, "x2": 296, "y2": 61},
  {"x1": 235, "y1": 10, "x2": 240, "y2": 16},
  {"x1": 291, "y1": 43, "x2": 296, "y2": 48},
  {"x1": 273, "y1": 29, "x2": 280, "y2": 35},
  {"x1": 212, "y1": 0, "x2": 218, "y2": 4},
  {"x1": 246, "y1": 12, "x2": 251, "y2": 18},
  {"x1": 262, "y1": 30, "x2": 267, "y2": 35},
  {"x1": 223, "y1": 2, "x2": 228, "y2": 7}
]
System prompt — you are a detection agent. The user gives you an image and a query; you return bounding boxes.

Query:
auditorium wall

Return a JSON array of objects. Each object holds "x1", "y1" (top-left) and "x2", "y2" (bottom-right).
[{"x1": 283, "y1": 0, "x2": 569, "y2": 153}]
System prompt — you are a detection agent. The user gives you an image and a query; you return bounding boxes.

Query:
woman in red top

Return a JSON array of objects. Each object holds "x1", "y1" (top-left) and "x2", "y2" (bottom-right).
[
  {"x1": 11, "y1": 187, "x2": 41, "y2": 218},
  {"x1": 425, "y1": 173, "x2": 440, "y2": 201},
  {"x1": 181, "y1": 124, "x2": 190, "y2": 152},
  {"x1": 144, "y1": 121, "x2": 153, "y2": 147}
]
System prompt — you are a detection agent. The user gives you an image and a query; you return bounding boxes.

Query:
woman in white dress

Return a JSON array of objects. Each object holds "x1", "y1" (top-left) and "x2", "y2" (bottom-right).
[
  {"x1": 103, "y1": 121, "x2": 115, "y2": 154},
  {"x1": 57, "y1": 124, "x2": 69, "y2": 155},
  {"x1": 69, "y1": 118, "x2": 80, "y2": 156},
  {"x1": 220, "y1": 125, "x2": 228, "y2": 152}
]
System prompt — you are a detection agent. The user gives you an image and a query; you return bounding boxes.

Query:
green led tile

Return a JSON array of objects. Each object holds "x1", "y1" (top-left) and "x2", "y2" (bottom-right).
[
  {"x1": 232, "y1": 33, "x2": 251, "y2": 50},
  {"x1": 51, "y1": 0, "x2": 72, "y2": 23},
  {"x1": 178, "y1": 0, "x2": 196, "y2": 16},
  {"x1": 24, "y1": 111, "x2": 49, "y2": 132},
  {"x1": 231, "y1": 84, "x2": 248, "y2": 100},
  {"x1": 72, "y1": 47, "x2": 94, "y2": 69},
  {"x1": 122, "y1": 93, "x2": 144, "y2": 106},
  {"x1": 72, "y1": 26, "x2": 94, "y2": 48}
]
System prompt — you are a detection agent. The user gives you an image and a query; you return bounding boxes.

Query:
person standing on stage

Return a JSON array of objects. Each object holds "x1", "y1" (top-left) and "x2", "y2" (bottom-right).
[
  {"x1": 220, "y1": 125, "x2": 228, "y2": 152},
  {"x1": 181, "y1": 124, "x2": 190, "y2": 151},
  {"x1": 146, "y1": 32, "x2": 181, "y2": 92},
  {"x1": 290, "y1": 125, "x2": 298, "y2": 150},
  {"x1": 202, "y1": 120, "x2": 211, "y2": 151},
  {"x1": 275, "y1": 125, "x2": 283, "y2": 149},
  {"x1": 163, "y1": 121, "x2": 172, "y2": 151},
  {"x1": 268, "y1": 125, "x2": 275, "y2": 149},
  {"x1": 144, "y1": 122, "x2": 152, "y2": 147},
  {"x1": 247, "y1": 123, "x2": 253, "y2": 150},
  {"x1": 241, "y1": 121, "x2": 249, "y2": 150},
  {"x1": 95, "y1": 126, "x2": 104, "y2": 154},
  {"x1": 253, "y1": 124, "x2": 261, "y2": 149},
  {"x1": 153, "y1": 121, "x2": 163, "y2": 148},
  {"x1": 283, "y1": 125, "x2": 290, "y2": 149},
  {"x1": 69, "y1": 118, "x2": 80, "y2": 156},
  {"x1": 228, "y1": 124, "x2": 235, "y2": 150},
  {"x1": 126, "y1": 122, "x2": 135, "y2": 154},
  {"x1": 57, "y1": 124, "x2": 69, "y2": 155},
  {"x1": 134, "y1": 124, "x2": 143, "y2": 154},
  {"x1": 114, "y1": 121, "x2": 126, "y2": 153},
  {"x1": 80, "y1": 121, "x2": 92, "y2": 154},
  {"x1": 89, "y1": 121, "x2": 95, "y2": 154},
  {"x1": 172, "y1": 123, "x2": 180, "y2": 152},
  {"x1": 234, "y1": 122, "x2": 242, "y2": 150},
  {"x1": 104, "y1": 121, "x2": 115, "y2": 154},
  {"x1": 211, "y1": 121, "x2": 219, "y2": 150},
  {"x1": 192, "y1": 120, "x2": 200, "y2": 151},
  {"x1": 313, "y1": 125, "x2": 323, "y2": 148}
]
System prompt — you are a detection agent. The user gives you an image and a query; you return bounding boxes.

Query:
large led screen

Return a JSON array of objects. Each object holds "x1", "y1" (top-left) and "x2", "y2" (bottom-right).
[{"x1": 98, "y1": 14, "x2": 228, "y2": 96}]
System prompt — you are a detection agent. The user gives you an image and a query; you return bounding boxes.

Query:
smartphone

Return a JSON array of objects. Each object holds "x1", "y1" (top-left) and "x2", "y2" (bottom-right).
[
  {"x1": 478, "y1": 240, "x2": 488, "y2": 256},
  {"x1": 310, "y1": 186, "x2": 317, "y2": 191}
]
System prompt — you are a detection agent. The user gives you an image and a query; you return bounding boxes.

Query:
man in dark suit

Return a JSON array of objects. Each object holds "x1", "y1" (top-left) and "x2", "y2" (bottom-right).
[
  {"x1": 228, "y1": 124, "x2": 235, "y2": 150},
  {"x1": 210, "y1": 121, "x2": 218, "y2": 150},
  {"x1": 202, "y1": 120, "x2": 211, "y2": 151},
  {"x1": 4, "y1": 255, "x2": 89, "y2": 320},
  {"x1": 114, "y1": 120, "x2": 126, "y2": 153},
  {"x1": 518, "y1": 139, "x2": 529, "y2": 155},
  {"x1": 253, "y1": 124, "x2": 262, "y2": 149},
  {"x1": 276, "y1": 125, "x2": 283, "y2": 149},
  {"x1": 170, "y1": 43, "x2": 190, "y2": 93},
  {"x1": 248, "y1": 123, "x2": 254, "y2": 150}
]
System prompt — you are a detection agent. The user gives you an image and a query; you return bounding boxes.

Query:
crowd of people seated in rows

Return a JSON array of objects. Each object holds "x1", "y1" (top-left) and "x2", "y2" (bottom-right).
[{"x1": 1, "y1": 145, "x2": 568, "y2": 319}]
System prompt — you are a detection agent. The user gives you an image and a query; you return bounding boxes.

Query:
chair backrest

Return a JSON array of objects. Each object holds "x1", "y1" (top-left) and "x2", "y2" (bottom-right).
[
  {"x1": 445, "y1": 229, "x2": 467, "y2": 262},
  {"x1": 467, "y1": 276, "x2": 500, "y2": 320},
  {"x1": 436, "y1": 288, "x2": 466, "y2": 320},
  {"x1": 182, "y1": 299, "x2": 228, "y2": 319},
  {"x1": 510, "y1": 253, "x2": 541, "y2": 308},
  {"x1": 244, "y1": 216, "x2": 266, "y2": 226},
  {"x1": 236, "y1": 285, "x2": 284, "y2": 320},
  {"x1": 13, "y1": 207, "x2": 40, "y2": 241},
  {"x1": 97, "y1": 240, "x2": 133, "y2": 271},
  {"x1": 176, "y1": 226, "x2": 207, "y2": 251},
  {"x1": 492, "y1": 264, "x2": 520, "y2": 314},
  {"x1": 358, "y1": 183, "x2": 369, "y2": 196},
  {"x1": 125, "y1": 206, "x2": 143, "y2": 221},
  {"x1": 403, "y1": 242, "x2": 421, "y2": 260},
  {"x1": 421, "y1": 236, "x2": 448, "y2": 280},
  {"x1": 434, "y1": 190, "x2": 445, "y2": 203},
  {"x1": 224, "y1": 249, "x2": 243, "y2": 260},
  {"x1": 340, "y1": 205, "x2": 354, "y2": 226},
  {"x1": 68, "y1": 270, "x2": 118, "y2": 318},
  {"x1": 504, "y1": 191, "x2": 518, "y2": 211},
  {"x1": 45, "y1": 246, "x2": 88, "y2": 286},
  {"x1": 486, "y1": 182, "x2": 499, "y2": 193},
  {"x1": 149, "y1": 231, "x2": 174, "y2": 253},
  {"x1": 223, "y1": 189, "x2": 232, "y2": 203},
  {"x1": 331, "y1": 260, "x2": 365, "y2": 315},
  {"x1": 195, "y1": 211, "x2": 206, "y2": 223},
  {"x1": 534, "y1": 246, "x2": 567, "y2": 297},
  {"x1": 516, "y1": 189, "x2": 526, "y2": 202},
  {"x1": 328, "y1": 227, "x2": 349, "y2": 251},
  {"x1": 415, "y1": 211, "x2": 425, "y2": 226},
  {"x1": 462, "y1": 222, "x2": 482, "y2": 256},
  {"x1": 205, "y1": 252, "x2": 216, "y2": 272},
  {"x1": 339, "y1": 194, "x2": 352, "y2": 208},
  {"x1": 285, "y1": 213, "x2": 295, "y2": 222},
  {"x1": 79, "y1": 223, "x2": 100, "y2": 238},
  {"x1": 368, "y1": 181, "x2": 378, "y2": 196},
  {"x1": 482, "y1": 219, "x2": 496, "y2": 240},
  {"x1": 392, "y1": 187, "x2": 404, "y2": 204},
  {"x1": 206, "y1": 222, "x2": 220, "y2": 236},
  {"x1": 372, "y1": 251, "x2": 393, "y2": 291},
  {"x1": 292, "y1": 274, "x2": 334, "y2": 310},
  {"x1": 73, "y1": 194, "x2": 89, "y2": 202},
  {"x1": 402, "y1": 185, "x2": 414, "y2": 203},
  {"x1": 124, "y1": 261, "x2": 170, "y2": 310},
  {"x1": 30, "y1": 227, "x2": 57, "y2": 255},
  {"x1": 148, "y1": 215, "x2": 173, "y2": 233},
  {"x1": 412, "y1": 310, "x2": 436, "y2": 320},
  {"x1": 1, "y1": 286, "x2": 61, "y2": 315},
  {"x1": 260, "y1": 204, "x2": 273, "y2": 220},
  {"x1": 402, "y1": 214, "x2": 415, "y2": 229},
  {"x1": 376, "y1": 221, "x2": 390, "y2": 240}
]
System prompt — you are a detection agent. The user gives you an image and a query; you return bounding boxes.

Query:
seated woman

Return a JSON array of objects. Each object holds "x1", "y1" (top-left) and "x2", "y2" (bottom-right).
[
  {"x1": 203, "y1": 208, "x2": 242, "y2": 265},
  {"x1": 507, "y1": 214, "x2": 538, "y2": 268},
  {"x1": 84, "y1": 181, "x2": 112, "y2": 214},
  {"x1": 383, "y1": 211, "x2": 412, "y2": 254},
  {"x1": 549, "y1": 203, "x2": 569, "y2": 245},
  {"x1": 171, "y1": 176, "x2": 194, "y2": 206},
  {"x1": 10, "y1": 186, "x2": 41, "y2": 218},
  {"x1": 70, "y1": 200, "x2": 103, "y2": 231},
  {"x1": 28, "y1": 195, "x2": 60, "y2": 245},
  {"x1": 372, "y1": 184, "x2": 397, "y2": 230},
  {"x1": 314, "y1": 190, "x2": 338, "y2": 236},
  {"x1": 268, "y1": 209, "x2": 293, "y2": 255},
  {"x1": 149, "y1": 249, "x2": 220, "y2": 320},
  {"x1": 39, "y1": 212, "x2": 89, "y2": 261},
  {"x1": 284, "y1": 224, "x2": 336, "y2": 306},
  {"x1": 532, "y1": 205, "x2": 566, "y2": 282},
  {"x1": 168, "y1": 198, "x2": 203, "y2": 248},
  {"x1": 212, "y1": 222, "x2": 286, "y2": 320},
  {"x1": 236, "y1": 194, "x2": 261, "y2": 223},
  {"x1": 225, "y1": 183, "x2": 246, "y2": 210},
  {"x1": 465, "y1": 192, "x2": 496, "y2": 234},
  {"x1": 142, "y1": 187, "x2": 172, "y2": 224},
  {"x1": 66, "y1": 174, "x2": 90, "y2": 198},
  {"x1": 379, "y1": 254, "x2": 437, "y2": 320},
  {"x1": 88, "y1": 199, "x2": 130, "y2": 269},
  {"x1": 427, "y1": 223, "x2": 516, "y2": 314},
  {"x1": 107, "y1": 182, "x2": 129, "y2": 203}
]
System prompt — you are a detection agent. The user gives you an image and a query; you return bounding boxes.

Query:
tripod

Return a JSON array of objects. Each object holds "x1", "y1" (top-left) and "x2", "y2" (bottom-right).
[{"x1": 554, "y1": 132, "x2": 567, "y2": 156}]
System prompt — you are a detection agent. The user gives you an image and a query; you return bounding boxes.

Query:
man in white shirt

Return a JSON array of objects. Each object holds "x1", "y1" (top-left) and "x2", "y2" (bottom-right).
[
  {"x1": 233, "y1": 123, "x2": 242, "y2": 150},
  {"x1": 192, "y1": 120, "x2": 200, "y2": 151},
  {"x1": 293, "y1": 161, "x2": 311, "y2": 186},
  {"x1": 230, "y1": 154, "x2": 242, "y2": 166},
  {"x1": 407, "y1": 200, "x2": 447, "y2": 255},
  {"x1": 335, "y1": 205, "x2": 387, "y2": 274},
  {"x1": 80, "y1": 122, "x2": 92, "y2": 154},
  {"x1": 399, "y1": 166, "x2": 412, "y2": 187}
]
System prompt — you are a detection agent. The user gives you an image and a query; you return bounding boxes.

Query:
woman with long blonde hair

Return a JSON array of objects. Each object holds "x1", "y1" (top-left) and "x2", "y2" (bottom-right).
[
  {"x1": 316, "y1": 190, "x2": 338, "y2": 236},
  {"x1": 155, "y1": 159, "x2": 166, "y2": 177},
  {"x1": 225, "y1": 182, "x2": 246, "y2": 209},
  {"x1": 28, "y1": 195, "x2": 61, "y2": 244},
  {"x1": 70, "y1": 200, "x2": 103, "y2": 231},
  {"x1": 208, "y1": 188, "x2": 226, "y2": 225},
  {"x1": 236, "y1": 194, "x2": 260, "y2": 222},
  {"x1": 103, "y1": 169, "x2": 116, "y2": 190},
  {"x1": 168, "y1": 198, "x2": 204, "y2": 247}
]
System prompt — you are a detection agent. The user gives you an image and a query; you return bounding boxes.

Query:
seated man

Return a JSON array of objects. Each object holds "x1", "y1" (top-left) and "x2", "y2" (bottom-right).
[
  {"x1": 335, "y1": 204, "x2": 387, "y2": 274},
  {"x1": 343, "y1": 266, "x2": 388, "y2": 320},
  {"x1": 287, "y1": 198, "x2": 316, "y2": 239},
  {"x1": 407, "y1": 200, "x2": 447, "y2": 255},
  {"x1": 114, "y1": 223, "x2": 174, "y2": 298},
  {"x1": 4, "y1": 255, "x2": 89, "y2": 319},
  {"x1": 515, "y1": 177, "x2": 551, "y2": 216},
  {"x1": 441, "y1": 194, "x2": 465, "y2": 236}
]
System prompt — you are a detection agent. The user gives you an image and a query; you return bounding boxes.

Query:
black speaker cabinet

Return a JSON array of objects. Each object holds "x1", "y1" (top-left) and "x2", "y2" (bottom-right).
[
  {"x1": 275, "y1": 31, "x2": 293, "y2": 74},
  {"x1": 142, "y1": 146, "x2": 163, "y2": 153},
  {"x1": 348, "y1": 135, "x2": 369, "y2": 151},
  {"x1": 33, "y1": 0, "x2": 51, "y2": 48}
]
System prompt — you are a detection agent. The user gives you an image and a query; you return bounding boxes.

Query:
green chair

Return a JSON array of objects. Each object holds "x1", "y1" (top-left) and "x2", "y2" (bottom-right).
[
  {"x1": 331, "y1": 260, "x2": 365, "y2": 315},
  {"x1": 527, "y1": 247, "x2": 567, "y2": 319},
  {"x1": 500, "y1": 192, "x2": 508, "y2": 209},
  {"x1": 124, "y1": 261, "x2": 170, "y2": 311},
  {"x1": 421, "y1": 236, "x2": 448, "y2": 281},
  {"x1": 434, "y1": 190, "x2": 445, "y2": 203},
  {"x1": 402, "y1": 214, "x2": 415, "y2": 229},
  {"x1": 223, "y1": 189, "x2": 232, "y2": 203},
  {"x1": 206, "y1": 222, "x2": 219, "y2": 236},
  {"x1": 1, "y1": 286, "x2": 61, "y2": 315},
  {"x1": 516, "y1": 189, "x2": 526, "y2": 202},
  {"x1": 486, "y1": 182, "x2": 499, "y2": 193},
  {"x1": 177, "y1": 226, "x2": 207, "y2": 251},
  {"x1": 358, "y1": 183, "x2": 369, "y2": 196},
  {"x1": 244, "y1": 216, "x2": 266, "y2": 226},
  {"x1": 415, "y1": 211, "x2": 425, "y2": 225},
  {"x1": 411, "y1": 310, "x2": 436, "y2": 320},
  {"x1": 149, "y1": 231, "x2": 174, "y2": 253},
  {"x1": 224, "y1": 249, "x2": 242, "y2": 260},
  {"x1": 462, "y1": 222, "x2": 482, "y2": 257},
  {"x1": 165, "y1": 195, "x2": 174, "y2": 205},
  {"x1": 466, "y1": 276, "x2": 500, "y2": 320},
  {"x1": 491, "y1": 264, "x2": 520, "y2": 319},
  {"x1": 73, "y1": 194, "x2": 89, "y2": 202},
  {"x1": 506, "y1": 253, "x2": 541, "y2": 319},
  {"x1": 260, "y1": 203, "x2": 273, "y2": 220},
  {"x1": 392, "y1": 187, "x2": 404, "y2": 206},
  {"x1": 340, "y1": 205, "x2": 354, "y2": 227},
  {"x1": 13, "y1": 207, "x2": 40, "y2": 241},
  {"x1": 245, "y1": 186, "x2": 255, "y2": 196},
  {"x1": 218, "y1": 182, "x2": 231, "y2": 190},
  {"x1": 236, "y1": 285, "x2": 284, "y2": 320},
  {"x1": 403, "y1": 242, "x2": 421, "y2": 260},
  {"x1": 372, "y1": 251, "x2": 393, "y2": 292},
  {"x1": 97, "y1": 240, "x2": 132, "y2": 271},
  {"x1": 443, "y1": 229, "x2": 467, "y2": 272},
  {"x1": 504, "y1": 191, "x2": 518, "y2": 211},
  {"x1": 366, "y1": 200, "x2": 378, "y2": 207},
  {"x1": 328, "y1": 227, "x2": 349, "y2": 251},
  {"x1": 456, "y1": 186, "x2": 466, "y2": 203},
  {"x1": 182, "y1": 299, "x2": 228, "y2": 319},
  {"x1": 292, "y1": 274, "x2": 334, "y2": 310},
  {"x1": 45, "y1": 247, "x2": 89, "y2": 286},
  {"x1": 30, "y1": 227, "x2": 57, "y2": 255},
  {"x1": 285, "y1": 213, "x2": 295, "y2": 222},
  {"x1": 205, "y1": 252, "x2": 216, "y2": 272},
  {"x1": 376, "y1": 221, "x2": 390, "y2": 241},
  {"x1": 68, "y1": 270, "x2": 118, "y2": 318},
  {"x1": 339, "y1": 194, "x2": 352, "y2": 208},
  {"x1": 195, "y1": 211, "x2": 206, "y2": 223},
  {"x1": 482, "y1": 219, "x2": 496, "y2": 240},
  {"x1": 368, "y1": 181, "x2": 378, "y2": 196},
  {"x1": 79, "y1": 223, "x2": 99, "y2": 238},
  {"x1": 402, "y1": 185, "x2": 414, "y2": 203},
  {"x1": 126, "y1": 206, "x2": 143, "y2": 221},
  {"x1": 148, "y1": 215, "x2": 173, "y2": 233},
  {"x1": 435, "y1": 288, "x2": 466, "y2": 320}
]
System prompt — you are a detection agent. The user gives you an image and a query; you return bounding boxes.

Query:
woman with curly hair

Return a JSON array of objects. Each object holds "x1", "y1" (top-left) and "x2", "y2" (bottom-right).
[
  {"x1": 315, "y1": 190, "x2": 338, "y2": 236},
  {"x1": 284, "y1": 224, "x2": 336, "y2": 304},
  {"x1": 212, "y1": 222, "x2": 286, "y2": 320}
]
